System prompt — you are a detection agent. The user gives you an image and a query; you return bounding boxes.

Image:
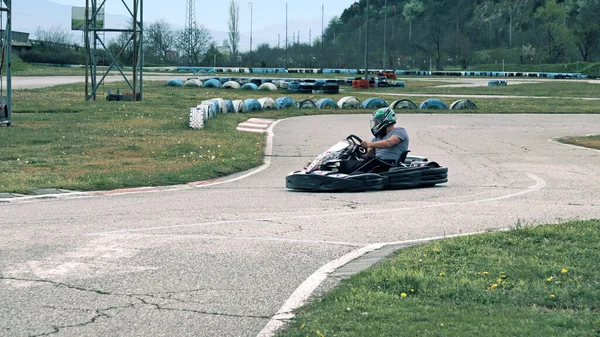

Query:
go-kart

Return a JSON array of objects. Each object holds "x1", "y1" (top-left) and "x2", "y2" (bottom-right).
[{"x1": 286, "y1": 134, "x2": 448, "y2": 192}]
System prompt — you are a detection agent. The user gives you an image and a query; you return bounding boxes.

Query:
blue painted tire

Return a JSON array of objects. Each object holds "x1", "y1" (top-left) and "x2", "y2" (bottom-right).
[
  {"x1": 390, "y1": 99, "x2": 417, "y2": 109},
  {"x1": 166, "y1": 78, "x2": 184, "y2": 87},
  {"x1": 203, "y1": 78, "x2": 222, "y2": 88},
  {"x1": 287, "y1": 82, "x2": 301, "y2": 93},
  {"x1": 224, "y1": 100, "x2": 235, "y2": 113},
  {"x1": 488, "y1": 80, "x2": 500, "y2": 86},
  {"x1": 241, "y1": 83, "x2": 259, "y2": 90},
  {"x1": 297, "y1": 99, "x2": 317, "y2": 109},
  {"x1": 315, "y1": 98, "x2": 338, "y2": 109},
  {"x1": 450, "y1": 99, "x2": 477, "y2": 110},
  {"x1": 244, "y1": 98, "x2": 263, "y2": 111},
  {"x1": 275, "y1": 96, "x2": 296, "y2": 109},
  {"x1": 362, "y1": 97, "x2": 389, "y2": 109},
  {"x1": 419, "y1": 99, "x2": 449, "y2": 110}
]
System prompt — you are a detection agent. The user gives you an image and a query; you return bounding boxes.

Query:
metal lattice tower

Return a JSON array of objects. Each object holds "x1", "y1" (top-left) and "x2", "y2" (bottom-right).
[
  {"x1": 184, "y1": 0, "x2": 196, "y2": 65},
  {"x1": 84, "y1": 0, "x2": 144, "y2": 101}
]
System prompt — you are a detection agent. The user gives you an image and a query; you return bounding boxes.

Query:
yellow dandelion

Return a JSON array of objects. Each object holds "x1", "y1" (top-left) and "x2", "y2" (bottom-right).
[
  {"x1": 433, "y1": 248, "x2": 440, "y2": 253},
  {"x1": 561, "y1": 268, "x2": 568, "y2": 274},
  {"x1": 316, "y1": 330, "x2": 325, "y2": 337},
  {"x1": 483, "y1": 271, "x2": 488, "y2": 275},
  {"x1": 550, "y1": 294, "x2": 556, "y2": 298},
  {"x1": 410, "y1": 289, "x2": 415, "y2": 293},
  {"x1": 401, "y1": 293, "x2": 407, "y2": 297},
  {"x1": 300, "y1": 324, "x2": 305, "y2": 329},
  {"x1": 439, "y1": 272, "x2": 446, "y2": 277},
  {"x1": 497, "y1": 278, "x2": 503, "y2": 283},
  {"x1": 546, "y1": 277, "x2": 553, "y2": 282}
]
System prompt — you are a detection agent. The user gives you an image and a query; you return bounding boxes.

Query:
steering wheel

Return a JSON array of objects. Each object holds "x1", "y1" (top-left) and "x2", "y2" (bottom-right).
[{"x1": 346, "y1": 134, "x2": 367, "y2": 155}]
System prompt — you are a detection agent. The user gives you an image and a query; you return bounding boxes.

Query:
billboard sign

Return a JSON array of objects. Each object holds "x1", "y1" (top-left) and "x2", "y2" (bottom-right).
[{"x1": 71, "y1": 6, "x2": 105, "y2": 31}]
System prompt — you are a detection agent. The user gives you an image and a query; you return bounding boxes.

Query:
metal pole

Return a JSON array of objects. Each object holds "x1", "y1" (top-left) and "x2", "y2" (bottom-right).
[
  {"x1": 139, "y1": 0, "x2": 143, "y2": 100},
  {"x1": 132, "y1": 0, "x2": 137, "y2": 100},
  {"x1": 364, "y1": 0, "x2": 369, "y2": 80},
  {"x1": 6, "y1": 0, "x2": 11, "y2": 124},
  {"x1": 84, "y1": 0, "x2": 89, "y2": 100},
  {"x1": 285, "y1": 2, "x2": 288, "y2": 68},
  {"x1": 383, "y1": 0, "x2": 387, "y2": 70},
  {"x1": 248, "y1": 2, "x2": 252, "y2": 52},
  {"x1": 321, "y1": 4, "x2": 324, "y2": 61}
]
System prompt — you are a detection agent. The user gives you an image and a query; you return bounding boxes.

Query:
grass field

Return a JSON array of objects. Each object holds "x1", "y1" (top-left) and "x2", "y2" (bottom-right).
[
  {"x1": 1, "y1": 78, "x2": 599, "y2": 194},
  {"x1": 276, "y1": 220, "x2": 600, "y2": 337}
]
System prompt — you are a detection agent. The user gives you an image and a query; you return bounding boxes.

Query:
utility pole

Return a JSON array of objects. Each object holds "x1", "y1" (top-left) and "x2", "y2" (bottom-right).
[
  {"x1": 364, "y1": 0, "x2": 369, "y2": 80},
  {"x1": 248, "y1": 1, "x2": 253, "y2": 52},
  {"x1": 383, "y1": 0, "x2": 387, "y2": 70},
  {"x1": 285, "y1": 2, "x2": 288, "y2": 68}
]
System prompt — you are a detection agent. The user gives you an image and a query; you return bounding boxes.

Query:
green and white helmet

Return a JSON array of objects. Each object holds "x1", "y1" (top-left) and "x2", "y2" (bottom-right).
[{"x1": 370, "y1": 108, "x2": 396, "y2": 136}]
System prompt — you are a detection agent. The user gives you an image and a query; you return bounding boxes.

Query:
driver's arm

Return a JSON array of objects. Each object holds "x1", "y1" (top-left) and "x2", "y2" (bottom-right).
[{"x1": 361, "y1": 135, "x2": 401, "y2": 149}]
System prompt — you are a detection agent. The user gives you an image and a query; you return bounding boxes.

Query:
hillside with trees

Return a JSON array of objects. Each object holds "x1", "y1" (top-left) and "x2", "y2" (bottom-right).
[{"x1": 16, "y1": 0, "x2": 600, "y2": 74}]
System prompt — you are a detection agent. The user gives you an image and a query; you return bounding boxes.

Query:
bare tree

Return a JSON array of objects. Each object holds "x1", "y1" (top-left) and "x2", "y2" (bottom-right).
[
  {"x1": 147, "y1": 19, "x2": 175, "y2": 63},
  {"x1": 177, "y1": 24, "x2": 212, "y2": 66},
  {"x1": 228, "y1": 0, "x2": 240, "y2": 61},
  {"x1": 34, "y1": 26, "x2": 73, "y2": 46}
]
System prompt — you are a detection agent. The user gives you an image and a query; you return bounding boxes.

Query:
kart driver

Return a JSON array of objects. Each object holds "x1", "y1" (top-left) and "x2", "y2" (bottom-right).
[{"x1": 359, "y1": 107, "x2": 409, "y2": 171}]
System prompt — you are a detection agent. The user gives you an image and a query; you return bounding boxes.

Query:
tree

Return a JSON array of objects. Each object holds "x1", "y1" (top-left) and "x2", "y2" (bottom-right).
[
  {"x1": 228, "y1": 0, "x2": 240, "y2": 62},
  {"x1": 34, "y1": 26, "x2": 73, "y2": 46},
  {"x1": 567, "y1": 0, "x2": 600, "y2": 61},
  {"x1": 146, "y1": 19, "x2": 175, "y2": 63},
  {"x1": 177, "y1": 24, "x2": 212, "y2": 66},
  {"x1": 535, "y1": 0, "x2": 573, "y2": 63},
  {"x1": 402, "y1": 0, "x2": 425, "y2": 44}
]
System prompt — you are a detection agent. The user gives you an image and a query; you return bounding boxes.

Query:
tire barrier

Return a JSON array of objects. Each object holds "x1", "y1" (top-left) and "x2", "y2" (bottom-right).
[
  {"x1": 488, "y1": 80, "x2": 508, "y2": 86},
  {"x1": 297, "y1": 99, "x2": 317, "y2": 109},
  {"x1": 299, "y1": 82, "x2": 314, "y2": 93},
  {"x1": 224, "y1": 100, "x2": 235, "y2": 113},
  {"x1": 203, "y1": 78, "x2": 222, "y2": 88},
  {"x1": 166, "y1": 78, "x2": 184, "y2": 87},
  {"x1": 287, "y1": 81, "x2": 301, "y2": 93},
  {"x1": 244, "y1": 98, "x2": 263, "y2": 112},
  {"x1": 275, "y1": 96, "x2": 296, "y2": 109},
  {"x1": 211, "y1": 98, "x2": 227, "y2": 113},
  {"x1": 338, "y1": 96, "x2": 361, "y2": 109},
  {"x1": 450, "y1": 99, "x2": 477, "y2": 110},
  {"x1": 241, "y1": 83, "x2": 259, "y2": 90},
  {"x1": 352, "y1": 79, "x2": 370, "y2": 89},
  {"x1": 222, "y1": 81, "x2": 241, "y2": 89},
  {"x1": 362, "y1": 97, "x2": 389, "y2": 109},
  {"x1": 250, "y1": 78, "x2": 263, "y2": 86},
  {"x1": 232, "y1": 100, "x2": 247, "y2": 113},
  {"x1": 393, "y1": 81, "x2": 406, "y2": 87},
  {"x1": 315, "y1": 98, "x2": 338, "y2": 109},
  {"x1": 218, "y1": 77, "x2": 230, "y2": 84},
  {"x1": 419, "y1": 98, "x2": 449, "y2": 110},
  {"x1": 201, "y1": 100, "x2": 219, "y2": 117},
  {"x1": 258, "y1": 97, "x2": 276, "y2": 109},
  {"x1": 258, "y1": 83, "x2": 278, "y2": 91},
  {"x1": 312, "y1": 82, "x2": 325, "y2": 94},
  {"x1": 323, "y1": 83, "x2": 340, "y2": 94},
  {"x1": 184, "y1": 78, "x2": 203, "y2": 87},
  {"x1": 390, "y1": 99, "x2": 418, "y2": 109}
]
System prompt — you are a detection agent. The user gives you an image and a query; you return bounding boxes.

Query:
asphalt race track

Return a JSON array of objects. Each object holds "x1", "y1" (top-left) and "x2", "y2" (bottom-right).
[{"x1": 2, "y1": 114, "x2": 600, "y2": 336}]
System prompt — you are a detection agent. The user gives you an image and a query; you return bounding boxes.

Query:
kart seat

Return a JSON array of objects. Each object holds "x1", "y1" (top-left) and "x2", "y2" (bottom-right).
[
  {"x1": 353, "y1": 150, "x2": 410, "y2": 174},
  {"x1": 394, "y1": 150, "x2": 410, "y2": 166}
]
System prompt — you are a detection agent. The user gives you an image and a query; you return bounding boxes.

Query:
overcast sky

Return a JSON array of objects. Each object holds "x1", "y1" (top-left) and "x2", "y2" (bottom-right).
[{"x1": 48, "y1": 0, "x2": 359, "y2": 33}]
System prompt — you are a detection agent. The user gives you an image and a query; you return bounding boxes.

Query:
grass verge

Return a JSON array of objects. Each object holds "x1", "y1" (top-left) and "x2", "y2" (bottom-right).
[
  {"x1": 1, "y1": 80, "x2": 599, "y2": 194},
  {"x1": 276, "y1": 219, "x2": 600, "y2": 337},
  {"x1": 559, "y1": 135, "x2": 600, "y2": 150}
]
